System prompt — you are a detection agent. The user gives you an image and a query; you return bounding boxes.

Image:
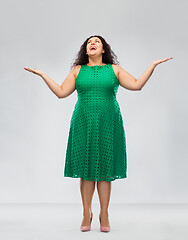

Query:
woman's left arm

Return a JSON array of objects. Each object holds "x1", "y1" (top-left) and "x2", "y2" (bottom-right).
[
  {"x1": 136, "y1": 63, "x2": 156, "y2": 90},
  {"x1": 118, "y1": 57, "x2": 173, "y2": 91}
]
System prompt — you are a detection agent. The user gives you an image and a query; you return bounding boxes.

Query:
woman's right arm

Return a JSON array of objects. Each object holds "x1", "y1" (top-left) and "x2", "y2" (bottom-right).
[{"x1": 24, "y1": 66, "x2": 79, "y2": 98}]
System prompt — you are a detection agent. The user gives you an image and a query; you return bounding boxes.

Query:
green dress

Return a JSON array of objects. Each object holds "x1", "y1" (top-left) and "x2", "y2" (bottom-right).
[{"x1": 64, "y1": 63, "x2": 127, "y2": 182}]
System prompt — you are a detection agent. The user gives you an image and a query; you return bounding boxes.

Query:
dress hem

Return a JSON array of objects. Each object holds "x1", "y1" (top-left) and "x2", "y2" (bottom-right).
[{"x1": 64, "y1": 174, "x2": 127, "y2": 182}]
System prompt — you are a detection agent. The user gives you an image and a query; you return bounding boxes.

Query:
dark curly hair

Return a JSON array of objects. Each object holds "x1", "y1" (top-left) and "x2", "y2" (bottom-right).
[{"x1": 70, "y1": 35, "x2": 120, "y2": 71}]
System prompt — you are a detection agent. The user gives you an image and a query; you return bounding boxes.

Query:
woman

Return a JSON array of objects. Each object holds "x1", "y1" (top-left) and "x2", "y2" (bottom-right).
[{"x1": 24, "y1": 35, "x2": 173, "y2": 232}]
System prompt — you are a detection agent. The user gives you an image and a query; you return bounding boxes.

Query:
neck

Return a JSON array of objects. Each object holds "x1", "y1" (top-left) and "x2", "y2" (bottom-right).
[{"x1": 87, "y1": 57, "x2": 104, "y2": 66}]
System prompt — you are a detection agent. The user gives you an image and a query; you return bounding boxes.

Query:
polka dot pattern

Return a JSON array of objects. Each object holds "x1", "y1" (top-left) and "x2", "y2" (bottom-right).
[{"x1": 64, "y1": 64, "x2": 127, "y2": 182}]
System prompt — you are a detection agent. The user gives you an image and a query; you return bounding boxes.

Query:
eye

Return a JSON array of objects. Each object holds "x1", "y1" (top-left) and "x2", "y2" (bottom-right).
[{"x1": 87, "y1": 39, "x2": 100, "y2": 44}]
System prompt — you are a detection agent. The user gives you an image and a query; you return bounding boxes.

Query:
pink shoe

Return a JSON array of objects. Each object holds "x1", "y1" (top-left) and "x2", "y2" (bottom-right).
[
  {"x1": 80, "y1": 212, "x2": 93, "y2": 232},
  {"x1": 99, "y1": 214, "x2": 111, "y2": 232}
]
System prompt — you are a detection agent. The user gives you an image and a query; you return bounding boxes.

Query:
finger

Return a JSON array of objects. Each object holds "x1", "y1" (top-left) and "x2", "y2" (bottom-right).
[
  {"x1": 25, "y1": 67, "x2": 32, "y2": 71},
  {"x1": 24, "y1": 67, "x2": 32, "y2": 71},
  {"x1": 24, "y1": 67, "x2": 35, "y2": 73},
  {"x1": 29, "y1": 68, "x2": 35, "y2": 72}
]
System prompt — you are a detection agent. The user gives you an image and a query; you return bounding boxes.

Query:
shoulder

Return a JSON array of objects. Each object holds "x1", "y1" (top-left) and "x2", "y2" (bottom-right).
[
  {"x1": 72, "y1": 64, "x2": 82, "y2": 72},
  {"x1": 72, "y1": 65, "x2": 82, "y2": 79},
  {"x1": 111, "y1": 64, "x2": 120, "y2": 79},
  {"x1": 71, "y1": 65, "x2": 82, "y2": 78},
  {"x1": 112, "y1": 64, "x2": 121, "y2": 71}
]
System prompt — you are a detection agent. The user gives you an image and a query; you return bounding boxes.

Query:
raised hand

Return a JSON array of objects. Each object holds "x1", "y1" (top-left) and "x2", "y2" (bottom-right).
[
  {"x1": 24, "y1": 67, "x2": 44, "y2": 77},
  {"x1": 152, "y1": 57, "x2": 173, "y2": 67}
]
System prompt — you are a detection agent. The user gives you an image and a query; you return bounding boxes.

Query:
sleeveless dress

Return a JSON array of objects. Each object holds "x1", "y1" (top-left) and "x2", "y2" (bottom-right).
[{"x1": 64, "y1": 63, "x2": 127, "y2": 182}]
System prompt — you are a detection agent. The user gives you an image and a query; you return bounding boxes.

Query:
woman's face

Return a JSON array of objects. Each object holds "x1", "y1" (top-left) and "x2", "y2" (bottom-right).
[{"x1": 86, "y1": 37, "x2": 104, "y2": 56}]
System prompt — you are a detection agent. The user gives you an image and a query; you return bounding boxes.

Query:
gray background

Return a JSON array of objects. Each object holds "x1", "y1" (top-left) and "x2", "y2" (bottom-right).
[{"x1": 0, "y1": 0, "x2": 187, "y2": 204}]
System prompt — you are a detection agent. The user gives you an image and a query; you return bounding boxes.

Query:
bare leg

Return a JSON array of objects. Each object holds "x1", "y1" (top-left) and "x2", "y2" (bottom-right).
[
  {"x1": 80, "y1": 178, "x2": 95, "y2": 226},
  {"x1": 97, "y1": 181, "x2": 111, "y2": 227}
]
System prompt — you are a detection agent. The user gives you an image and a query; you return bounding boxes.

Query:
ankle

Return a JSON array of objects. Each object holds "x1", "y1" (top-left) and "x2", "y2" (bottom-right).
[
  {"x1": 100, "y1": 210, "x2": 109, "y2": 216},
  {"x1": 83, "y1": 209, "x2": 92, "y2": 216}
]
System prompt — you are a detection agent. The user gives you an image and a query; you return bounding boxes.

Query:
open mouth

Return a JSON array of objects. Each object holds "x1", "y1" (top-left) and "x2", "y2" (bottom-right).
[{"x1": 90, "y1": 46, "x2": 97, "y2": 50}]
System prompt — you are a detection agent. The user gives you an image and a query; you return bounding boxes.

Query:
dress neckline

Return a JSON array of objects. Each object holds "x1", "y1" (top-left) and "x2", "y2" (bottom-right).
[{"x1": 86, "y1": 63, "x2": 108, "y2": 67}]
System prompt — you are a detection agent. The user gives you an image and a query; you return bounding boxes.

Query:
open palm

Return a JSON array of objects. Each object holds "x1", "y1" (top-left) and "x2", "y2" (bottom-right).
[
  {"x1": 152, "y1": 57, "x2": 173, "y2": 67},
  {"x1": 24, "y1": 67, "x2": 44, "y2": 76}
]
